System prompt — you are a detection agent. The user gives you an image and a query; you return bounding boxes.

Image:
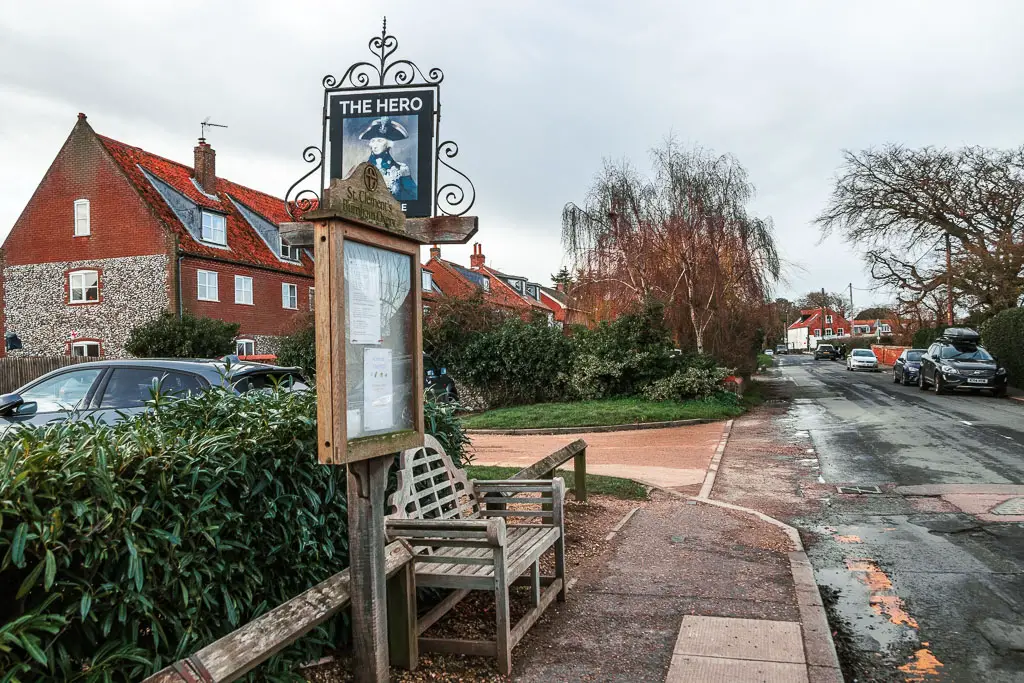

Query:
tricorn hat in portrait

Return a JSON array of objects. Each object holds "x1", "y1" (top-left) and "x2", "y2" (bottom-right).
[{"x1": 358, "y1": 117, "x2": 410, "y2": 141}]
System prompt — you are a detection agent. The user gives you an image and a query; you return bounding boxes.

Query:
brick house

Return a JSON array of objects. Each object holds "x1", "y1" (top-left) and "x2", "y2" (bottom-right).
[
  {"x1": 852, "y1": 318, "x2": 894, "y2": 337},
  {"x1": 1, "y1": 114, "x2": 313, "y2": 358},
  {"x1": 422, "y1": 244, "x2": 553, "y2": 320},
  {"x1": 786, "y1": 307, "x2": 852, "y2": 350}
]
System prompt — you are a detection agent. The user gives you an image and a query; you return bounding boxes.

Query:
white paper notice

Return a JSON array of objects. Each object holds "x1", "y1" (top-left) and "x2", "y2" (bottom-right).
[
  {"x1": 363, "y1": 348, "x2": 394, "y2": 432},
  {"x1": 346, "y1": 409, "x2": 362, "y2": 439},
  {"x1": 349, "y1": 259, "x2": 381, "y2": 344}
]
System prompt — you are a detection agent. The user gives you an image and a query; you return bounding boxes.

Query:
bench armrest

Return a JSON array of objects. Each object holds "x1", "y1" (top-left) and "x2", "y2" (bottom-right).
[
  {"x1": 386, "y1": 517, "x2": 507, "y2": 547},
  {"x1": 472, "y1": 478, "x2": 566, "y2": 526}
]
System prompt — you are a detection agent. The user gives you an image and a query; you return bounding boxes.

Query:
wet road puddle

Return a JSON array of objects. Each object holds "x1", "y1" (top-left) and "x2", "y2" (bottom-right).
[{"x1": 813, "y1": 526, "x2": 946, "y2": 680}]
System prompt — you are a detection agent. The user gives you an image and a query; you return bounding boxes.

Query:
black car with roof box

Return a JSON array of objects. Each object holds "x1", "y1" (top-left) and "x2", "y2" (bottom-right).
[{"x1": 918, "y1": 328, "x2": 1008, "y2": 396}]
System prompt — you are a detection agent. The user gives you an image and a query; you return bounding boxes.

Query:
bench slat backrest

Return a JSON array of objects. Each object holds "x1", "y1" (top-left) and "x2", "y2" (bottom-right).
[{"x1": 386, "y1": 434, "x2": 479, "y2": 521}]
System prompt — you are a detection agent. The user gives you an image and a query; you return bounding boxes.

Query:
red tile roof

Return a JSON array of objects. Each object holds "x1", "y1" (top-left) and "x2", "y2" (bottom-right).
[
  {"x1": 478, "y1": 265, "x2": 552, "y2": 314},
  {"x1": 98, "y1": 135, "x2": 312, "y2": 276}
]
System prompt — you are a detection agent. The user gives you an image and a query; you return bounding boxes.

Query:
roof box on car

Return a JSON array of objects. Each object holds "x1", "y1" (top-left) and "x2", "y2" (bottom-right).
[{"x1": 942, "y1": 327, "x2": 981, "y2": 342}]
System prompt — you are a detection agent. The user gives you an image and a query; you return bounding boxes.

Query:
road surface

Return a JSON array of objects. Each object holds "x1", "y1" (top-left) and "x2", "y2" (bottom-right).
[{"x1": 774, "y1": 353, "x2": 1024, "y2": 682}]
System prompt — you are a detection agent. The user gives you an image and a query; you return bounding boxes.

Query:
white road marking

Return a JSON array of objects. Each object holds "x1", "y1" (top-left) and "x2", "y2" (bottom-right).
[
  {"x1": 818, "y1": 476, "x2": 826, "y2": 484},
  {"x1": 961, "y1": 421, "x2": 974, "y2": 426}
]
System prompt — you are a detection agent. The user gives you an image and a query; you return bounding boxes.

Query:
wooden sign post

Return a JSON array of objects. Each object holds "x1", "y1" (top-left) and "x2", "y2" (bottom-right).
[{"x1": 290, "y1": 163, "x2": 476, "y2": 683}]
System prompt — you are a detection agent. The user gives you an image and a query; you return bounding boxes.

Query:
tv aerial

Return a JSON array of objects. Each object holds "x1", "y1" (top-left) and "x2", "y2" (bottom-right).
[{"x1": 200, "y1": 116, "x2": 228, "y2": 142}]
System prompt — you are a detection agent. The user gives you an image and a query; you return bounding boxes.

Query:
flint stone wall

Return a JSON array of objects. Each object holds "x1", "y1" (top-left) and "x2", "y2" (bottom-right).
[{"x1": 4, "y1": 254, "x2": 169, "y2": 358}]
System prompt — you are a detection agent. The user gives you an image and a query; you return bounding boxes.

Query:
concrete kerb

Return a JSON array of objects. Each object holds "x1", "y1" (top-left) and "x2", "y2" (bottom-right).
[
  {"x1": 466, "y1": 417, "x2": 719, "y2": 436},
  {"x1": 657, "y1": 419, "x2": 843, "y2": 682}
]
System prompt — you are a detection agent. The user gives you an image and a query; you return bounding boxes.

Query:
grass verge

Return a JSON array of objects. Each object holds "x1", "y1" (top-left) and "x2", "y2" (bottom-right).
[
  {"x1": 462, "y1": 395, "x2": 743, "y2": 430},
  {"x1": 465, "y1": 465, "x2": 650, "y2": 501}
]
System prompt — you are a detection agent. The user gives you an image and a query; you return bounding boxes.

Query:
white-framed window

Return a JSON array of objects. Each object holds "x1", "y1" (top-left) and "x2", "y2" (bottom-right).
[
  {"x1": 200, "y1": 211, "x2": 227, "y2": 245},
  {"x1": 813, "y1": 328, "x2": 821, "y2": 337},
  {"x1": 197, "y1": 270, "x2": 218, "y2": 301},
  {"x1": 825, "y1": 328, "x2": 834, "y2": 337},
  {"x1": 825, "y1": 314, "x2": 833, "y2": 324},
  {"x1": 236, "y1": 339, "x2": 255, "y2": 356},
  {"x1": 309, "y1": 287, "x2": 315, "y2": 311},
  {"x1": 74, "y1": 199, "x2": 90, "y2": 236},
  {"x1": 422, "y1": 271, "x2": 433, "y2": 292},
  {"x1": 282, "y1": 282, "x2": 297, "y2": 309},
  {"x1": 280, "y1": 241, "x2": 298, "y2": 261},
  {"x1": 234, "y1": 275, "x2": 253, "y2": 305},
  {"x1": 880, "y1": 324, "x2": 891, "y2": 333},
  {"x1": 68, "y1": 270, "x2": 99, "y2": 303},
  {"x1": 71, "y1": 340, "x2": 100, "y2": 357},
  {"x1": 836, "y1": 328, "x2": 845, "y2": 336}
]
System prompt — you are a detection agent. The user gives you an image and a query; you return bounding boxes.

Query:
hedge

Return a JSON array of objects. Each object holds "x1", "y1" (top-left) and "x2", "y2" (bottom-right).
[
  {"x1": 0, "y1": 389, "x2": 468, "y2": 682},
  {"x1": 981, "y1": 308, "x2": 1024, "y2": 388}
]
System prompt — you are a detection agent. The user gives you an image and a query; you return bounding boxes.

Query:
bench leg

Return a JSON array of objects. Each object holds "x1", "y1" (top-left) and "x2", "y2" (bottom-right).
[
  {"x1": 387, "y1": 561, "x2": 418, "y2": 670},
  {"x1": 494, "y1": 551, "x2": 512, "y2": 675},
  {"x1": 530, "y1": 560, "x2": 541, "y2": 607}
]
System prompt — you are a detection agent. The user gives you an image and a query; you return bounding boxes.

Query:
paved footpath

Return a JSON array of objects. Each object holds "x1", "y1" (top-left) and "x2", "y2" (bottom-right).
[
  {"x1": 491, "y1": 419, "x2": 843, "y2": 682},
  {"x1": 469, "y1": 422, "x2": 725, "y2": 491}
]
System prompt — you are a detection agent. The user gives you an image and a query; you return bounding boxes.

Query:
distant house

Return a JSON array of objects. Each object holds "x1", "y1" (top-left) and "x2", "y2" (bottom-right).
[
  {"x1": 1, "y1": 114, "x2": 312, "y2": 358},
  {"x1": 852, "y1": 319, "x2": 894, "y2": 337},
  {"x1": 421, "y1": 243, "x2": 557, "y2": 322},
  {"x1": 787, "y1": 308, "x2": 852, "y2": 350},
  {"x1": 538, "y1": 285, "x2": 589, "y2": 328}
]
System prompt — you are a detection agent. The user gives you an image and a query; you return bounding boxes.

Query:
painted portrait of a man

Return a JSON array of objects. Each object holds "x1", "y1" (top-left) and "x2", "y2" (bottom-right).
[{"x1": 342, "y1": 115, "x2": 419, "y2": 202}]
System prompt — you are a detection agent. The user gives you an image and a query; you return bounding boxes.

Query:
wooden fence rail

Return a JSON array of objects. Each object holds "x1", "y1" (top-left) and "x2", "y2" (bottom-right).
[
  {"x1": 511, "y1": 438, "x2": 588, "y2": 502},
  {"x1": 0, "y1": 356, "x2": 104, "y2": 394}
]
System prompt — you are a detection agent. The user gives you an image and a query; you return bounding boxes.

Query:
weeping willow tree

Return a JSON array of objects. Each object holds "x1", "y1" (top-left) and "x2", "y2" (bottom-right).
[{"x1": 562, "y1": 140, "x2": 780, "y2": 362}]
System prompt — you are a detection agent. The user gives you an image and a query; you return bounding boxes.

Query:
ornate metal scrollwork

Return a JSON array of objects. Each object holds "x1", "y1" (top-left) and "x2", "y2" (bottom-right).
[
  {"x1": 322, "y1": 18, "x2": 443, "y2": 91},
  {"x1": 435, "y1": 141, "x2": 476, "y2": 217},
  {"x1": 284, "y1": 146, "x2": 322, "y2": 220}
]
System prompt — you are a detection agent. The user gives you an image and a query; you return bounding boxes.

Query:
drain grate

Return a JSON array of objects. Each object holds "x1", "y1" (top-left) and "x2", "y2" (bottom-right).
[
  {"x1": 836, "y1": 485, "x2": 883, "y2": 495},
  {"x1": 991, "y1": 497, "x2": 1024, "y2": 515}
]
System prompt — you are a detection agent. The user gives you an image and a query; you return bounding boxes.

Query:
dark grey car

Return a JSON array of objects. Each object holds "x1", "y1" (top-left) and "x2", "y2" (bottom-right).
[
  {"x1": 0, "y1": 359, "x2": 307, "y2": 430},
  {"x1": 893, "y1": 348, "x2": 927, "y2": 386}
]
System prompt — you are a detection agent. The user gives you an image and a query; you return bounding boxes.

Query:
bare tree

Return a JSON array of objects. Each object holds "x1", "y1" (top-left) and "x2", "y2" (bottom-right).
[
  {"x1": 562, "y1": 140, "x2": 780, "y2": 358},
  {"x1": 817, "y1": 145, "x2": 1024, "y2": 316}
]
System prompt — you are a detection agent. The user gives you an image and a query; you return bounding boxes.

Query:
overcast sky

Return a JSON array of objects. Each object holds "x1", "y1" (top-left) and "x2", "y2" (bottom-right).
[{"x1": 3, "y1": 1, "x2": 1024, "y2": 309}]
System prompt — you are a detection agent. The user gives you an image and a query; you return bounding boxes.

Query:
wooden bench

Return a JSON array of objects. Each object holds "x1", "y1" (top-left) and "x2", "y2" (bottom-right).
[{"x1": 385, "y1": 434, "x2": 567, "y2": 674}]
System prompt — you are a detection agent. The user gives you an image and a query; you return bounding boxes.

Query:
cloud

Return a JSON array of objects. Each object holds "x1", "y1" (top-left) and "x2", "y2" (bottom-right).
[{"x1": 2, "y1": 0, "x2": 1023, "y2": 305}]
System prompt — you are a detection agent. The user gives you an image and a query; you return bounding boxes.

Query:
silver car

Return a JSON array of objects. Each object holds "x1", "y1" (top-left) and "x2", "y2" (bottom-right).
[
  {"x1": 0, "y1": 359, "x2": 307, "y2": 430},
  {"x1": 846, "y1": 349, "x2": 879, "y2": 372}
]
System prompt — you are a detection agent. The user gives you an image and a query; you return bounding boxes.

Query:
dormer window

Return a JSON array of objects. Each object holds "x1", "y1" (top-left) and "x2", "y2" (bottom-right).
[
  {"x1": 825, "y1": 314, "x2": 833, "y2": 324},
  {"x1": 280, "y1": 241, "x2": 299, "y2": 261},
  {"x1": 200, "y1": 211, "x2": 226, "y2": 245}
]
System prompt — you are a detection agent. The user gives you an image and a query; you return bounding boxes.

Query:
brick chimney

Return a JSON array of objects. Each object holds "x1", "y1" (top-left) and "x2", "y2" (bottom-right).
[
  {"x1": 429, "y1": 245, "x2": 441, "y2": 260},
  {"x1": 470, "y1": 243, "x2": 485, "y2": 269},
  {"x1": 193, "y1": 139, "x2": 216, "y2": 194}
]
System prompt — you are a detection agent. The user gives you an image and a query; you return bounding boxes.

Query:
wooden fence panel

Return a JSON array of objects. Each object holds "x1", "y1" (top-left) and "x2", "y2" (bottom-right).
[{"x1": 0, "y1": 356, "x2": 105, "y2": 394}]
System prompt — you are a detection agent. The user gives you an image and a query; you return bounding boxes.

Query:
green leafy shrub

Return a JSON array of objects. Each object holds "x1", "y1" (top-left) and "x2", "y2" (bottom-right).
[
  {"x1": 912, "y1": 325, "x2": 946, "y2": 349},
  {"x1": 125, "y1": 312, "x2": 240, "y2": 358},
  {"x1": 756, "y1": 353, "x2": 773, "y2": 370},
  {"x1": 569, "y1": 301, "x2": 678, "y2": 399},
  {"x1": 0, "y1": 387, "x2": 470, "y2": 682},
  {"x1": 642, "y1": 365, "x2": 732, "y2": 402},
  {"x1": 423, "y1": 394, "x2": 471, "y2": 467},
  {"x1": 277, "y1": 318, "x2": 317, "y2": 376},
  {"x1": 981, "y1": 308, "x2": 1024, "y2": 387},
  {"x1": 457, "y1": 317, "x2": 573, "y2": 407}
]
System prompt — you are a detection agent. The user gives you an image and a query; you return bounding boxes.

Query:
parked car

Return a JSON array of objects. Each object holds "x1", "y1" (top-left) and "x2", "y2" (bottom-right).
[
  {"x1": 846, "y1": 348, "x2": 879, "y2": 372},
  {"x1": 0, "y1": 359, "x2": 307, "y2": 430},
  {"x1": 814, "y1": 344, "x2": 838, "y2": 360},
  {"x1": 775, "y1": 344, "x2": 788, "y2": 355},
  {"x1": 892, "y1": 348, "x2": 927, "y2": 386},
  {"x1": 424, "y1": 353, "x2": 458, "y2": 402},
  {"x1": 763, "y1": 349, "x2": 774, "y2": 356},
  {"x1": 918, "y1": 328, "x2": 1008, "y2": 397}
]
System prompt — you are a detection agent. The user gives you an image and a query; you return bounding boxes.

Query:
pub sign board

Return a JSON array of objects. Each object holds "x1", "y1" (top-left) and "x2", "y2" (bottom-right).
[{"x1": 329, "y1": 88, "x2": 437, "y2": 219}]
